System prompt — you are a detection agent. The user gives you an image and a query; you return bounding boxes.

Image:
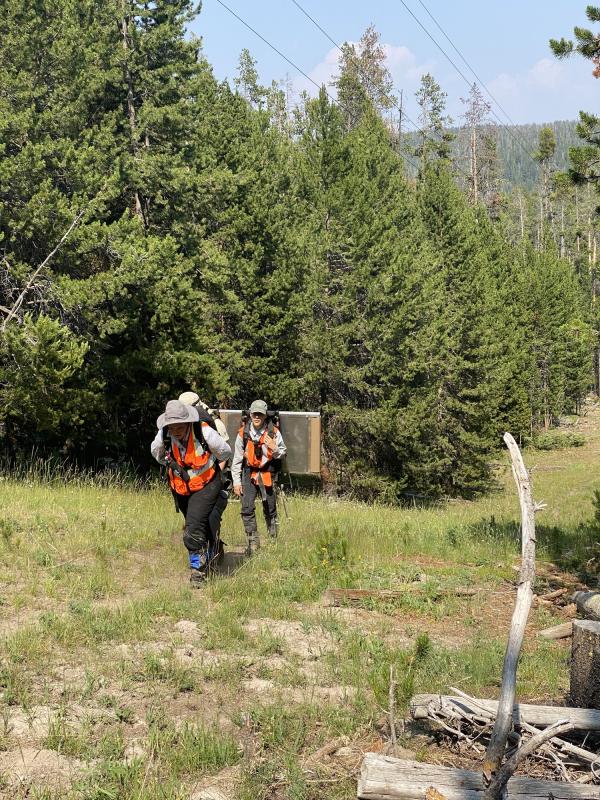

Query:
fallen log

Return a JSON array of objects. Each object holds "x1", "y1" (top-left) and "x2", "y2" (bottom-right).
[
  {"x1": 539, "y1": 621, "x2": 573, "y2": 640},
  {"x1": 322, "y1": 587, "x2": 476, "y2": 607},
  {"x1": 357, "y1": 754, "x2": 600, "y2": 799},
  {"x1": 410, "y1": 693, "x2": 600, "y2": 730},
  {"x1": 540, "y1": 587, "x2": 569, "y2": 601},
  {"x1": 573, "y1": 591, "x2": 600, "y2": 621}
]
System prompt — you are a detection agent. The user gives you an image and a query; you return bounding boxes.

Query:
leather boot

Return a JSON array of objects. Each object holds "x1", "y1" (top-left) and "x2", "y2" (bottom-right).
[{"x1": 245, "y1": 532, "x2": 260, "y2": 556}]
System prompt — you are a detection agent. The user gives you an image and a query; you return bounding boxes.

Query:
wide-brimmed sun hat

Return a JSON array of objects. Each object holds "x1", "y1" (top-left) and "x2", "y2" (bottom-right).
[{"x1": 156, "y1": 399, "x2": 199, "y2": 429}]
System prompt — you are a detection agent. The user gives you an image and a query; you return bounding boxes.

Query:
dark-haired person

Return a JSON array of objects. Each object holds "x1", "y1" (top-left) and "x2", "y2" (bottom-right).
[
  {"x1": 151, "y1": 399, "x2": 231, "y2": 586},
  {"x1": 231, "y1": 399, "x2": 287, "y2": 555}
]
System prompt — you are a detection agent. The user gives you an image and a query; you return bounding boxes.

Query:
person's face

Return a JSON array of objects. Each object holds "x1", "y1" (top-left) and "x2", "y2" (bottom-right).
[
  {"x1": 251, "y1": 412, "x2": 266, "y2": 430},
  {"x1": 168, "y1": 422, "x2": 189, "y2": 440}
]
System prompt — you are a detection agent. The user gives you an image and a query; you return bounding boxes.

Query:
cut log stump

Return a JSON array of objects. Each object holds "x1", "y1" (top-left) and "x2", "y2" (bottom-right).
[
  {"x1": 357, "y1": 754, "x2": 600, "y2": 799},
  {"x1": 570, "y1": 619, "x2": 600, "y2": 708}
]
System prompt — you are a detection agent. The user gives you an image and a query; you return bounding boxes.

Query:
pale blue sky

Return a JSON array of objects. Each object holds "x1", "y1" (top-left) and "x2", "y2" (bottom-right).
[{"x1": 189, "y1": 1, "x2": 598, "y2": 126}]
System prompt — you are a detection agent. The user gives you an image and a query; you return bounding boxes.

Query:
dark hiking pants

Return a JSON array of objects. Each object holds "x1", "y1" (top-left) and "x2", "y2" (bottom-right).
[
  {"x1": 241, "y1": 470, "x2": 277, "y2": 535},
  {"x1": 177, "y1": 474, "x2": 223, "y2": 553}
]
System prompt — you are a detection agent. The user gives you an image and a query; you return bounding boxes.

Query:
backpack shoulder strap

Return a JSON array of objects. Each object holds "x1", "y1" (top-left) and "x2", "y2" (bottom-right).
[
  {"x1": 242, "y1": 420, "x2": 251, "y2": 450},
  {"x1": 192, "y1": 420, "x2": 208, "y2": 452}
]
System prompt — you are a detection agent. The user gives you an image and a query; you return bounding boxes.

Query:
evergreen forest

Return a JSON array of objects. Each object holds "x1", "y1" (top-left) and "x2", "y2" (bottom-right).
[{"x1": 1, "y1": 0, "x2": 599, "y2": 501}]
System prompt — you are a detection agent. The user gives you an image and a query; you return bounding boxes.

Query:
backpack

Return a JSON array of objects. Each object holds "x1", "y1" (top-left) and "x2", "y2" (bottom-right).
[{"x1": 240, "y1": 409, "x2": 282, "y2": 475}]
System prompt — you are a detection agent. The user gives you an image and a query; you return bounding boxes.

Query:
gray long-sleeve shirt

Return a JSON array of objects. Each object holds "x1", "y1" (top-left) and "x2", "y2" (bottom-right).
[
  {"x1": 151, "y1": 424, "x2": 232, "y2": 466},
  {"x1": 231, "y1": 424, "x2": 287, "y2": 487}
]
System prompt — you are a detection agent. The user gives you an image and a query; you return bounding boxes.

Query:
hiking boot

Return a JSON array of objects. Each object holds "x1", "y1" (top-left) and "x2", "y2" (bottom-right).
[
  {"x1": 189, "y1": 567, "x2": 207, "y2": 588},
  {"x1": 267, "y1": 519, "x2": 279, "y2": 539},
  {"x1": 188, "y1": 551, "x2": 208, "y2": 587},
  {"x1": 245, "y1": 533, "x2": 260, "y2": 557}
]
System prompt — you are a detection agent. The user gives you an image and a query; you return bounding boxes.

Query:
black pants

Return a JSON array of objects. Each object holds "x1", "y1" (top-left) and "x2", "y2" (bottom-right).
[
  {"x1": 241, "y1": 470, "x2": 277, "y2": 534},
  {"x1": 176, "y1": 474, "x2": 223, "y2": 553}
]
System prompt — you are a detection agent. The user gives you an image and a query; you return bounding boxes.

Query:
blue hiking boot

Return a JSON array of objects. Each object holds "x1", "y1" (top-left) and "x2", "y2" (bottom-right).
[{"x1": 188, "y1": 551, "x2": 208, "y2": 588}]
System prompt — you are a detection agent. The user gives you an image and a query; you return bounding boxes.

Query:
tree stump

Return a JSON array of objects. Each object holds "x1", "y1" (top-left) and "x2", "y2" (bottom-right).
[{"x1": 570, "y1": 619, "x2": 600, "y2": 708}]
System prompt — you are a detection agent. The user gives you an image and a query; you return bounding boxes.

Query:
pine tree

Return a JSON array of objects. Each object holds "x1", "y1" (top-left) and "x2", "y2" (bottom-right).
[
  {"x1": 332, "y1": 25, "x2": 396, "y2": 130},
  {"x1": 460, "y1": 83, "x2": 492, "y2": 205},
  {"x1": 414, "y1": 73, "x2": 453, "y2": 164},
  {"x1": 550, "y1": 8, "x2": 600, "y2": 187},
  {"x1": 535, "y1": 127, "x2": 557, "y2": 248}
]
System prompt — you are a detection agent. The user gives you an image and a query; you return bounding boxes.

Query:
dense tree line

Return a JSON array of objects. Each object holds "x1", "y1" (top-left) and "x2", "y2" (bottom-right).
[{"x1": 0, "y1": 1, "x2": 593, "y2": 499}]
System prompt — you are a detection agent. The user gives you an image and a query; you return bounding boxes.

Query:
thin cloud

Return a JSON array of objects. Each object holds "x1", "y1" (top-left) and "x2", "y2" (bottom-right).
[
  {"x1": 485, "y1": 57, "x2": 596, "y2": 123},
  {"x1": 292, "y1": 41, "x2": 435, "y2": 102}
]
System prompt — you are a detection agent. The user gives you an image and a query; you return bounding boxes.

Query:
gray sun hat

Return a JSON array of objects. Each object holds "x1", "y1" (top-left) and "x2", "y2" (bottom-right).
[
  {"x1": 249, "y1": 399, "x2": 268, "y2": 415},
  {"x1": 156, "y1": 399, "x2": 199, "y2": 429}
]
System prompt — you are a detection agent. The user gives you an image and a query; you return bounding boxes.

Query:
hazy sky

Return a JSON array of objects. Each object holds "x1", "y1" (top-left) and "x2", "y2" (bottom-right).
[{"x1": 189, "y1": 1, "x2": 598, "y2": 127}]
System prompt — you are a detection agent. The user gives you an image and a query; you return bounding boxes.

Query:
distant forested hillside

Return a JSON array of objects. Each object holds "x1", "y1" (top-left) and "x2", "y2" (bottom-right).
[
  {"x1": 407, "y1": 120, "x2": 579, "y2": 190},
  {"x1": 457, "y1": 120, "x2": 580, "y2": 190}
]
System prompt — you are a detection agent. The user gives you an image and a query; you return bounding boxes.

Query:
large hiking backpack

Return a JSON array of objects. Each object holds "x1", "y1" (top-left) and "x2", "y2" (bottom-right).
[{"x1": 240, "y1": 409, "x2": 282, "y2": 475}]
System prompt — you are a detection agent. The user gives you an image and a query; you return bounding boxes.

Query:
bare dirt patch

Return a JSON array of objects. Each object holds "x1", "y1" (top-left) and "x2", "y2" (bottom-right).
[
  {"x1": 0, "y1": 747, "x2": 84, "y2": 790},
  {"x1": 244, "y1": 618, "x2": 335, "y2": 660}
]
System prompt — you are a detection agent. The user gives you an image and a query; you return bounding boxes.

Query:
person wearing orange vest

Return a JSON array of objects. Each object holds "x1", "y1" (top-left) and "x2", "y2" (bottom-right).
[
  {"x1": 151, "y1": 399, "x2": 232, "y2": 586},
  {"x1": 231, "y1": 399, "x2": 287, "y2": 555}
]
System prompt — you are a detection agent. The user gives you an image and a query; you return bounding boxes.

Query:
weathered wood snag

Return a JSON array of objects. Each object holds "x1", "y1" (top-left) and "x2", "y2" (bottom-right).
[
  {"x1": 570, "y1": 619, "x2": 600, "y2": 708},
  {"x1": 357, "y1": 754, "x2": 600, "y2": 799},
  {"x1": 482, "y1": 433, "x2": 539, "y2": 795}
]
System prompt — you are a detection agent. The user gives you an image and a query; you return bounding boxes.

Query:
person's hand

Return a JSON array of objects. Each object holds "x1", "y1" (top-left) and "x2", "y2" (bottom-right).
[
  {"x1": 233, "y1": 484, "x2": 243, "y2": 497},
  {"x1": 264, "y1": 435, "x2": 277, "y2": 451}
]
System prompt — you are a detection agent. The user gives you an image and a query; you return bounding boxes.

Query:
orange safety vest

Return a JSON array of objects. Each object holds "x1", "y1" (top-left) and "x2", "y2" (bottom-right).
[
  {"x1": 240, "y1": 423, "x2": 279, "y2": 488},
  {"x1": 168, "y1": 423, "x2": 217, "y2": 496}
]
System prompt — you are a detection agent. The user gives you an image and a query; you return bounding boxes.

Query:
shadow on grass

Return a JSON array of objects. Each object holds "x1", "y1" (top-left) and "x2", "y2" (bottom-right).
[
  {"x1": 213, "y1": 548, "x2": 249, "y2": 577},
  {"x1": 464, "y1": 515, "x2": 600, "y2": 583}
]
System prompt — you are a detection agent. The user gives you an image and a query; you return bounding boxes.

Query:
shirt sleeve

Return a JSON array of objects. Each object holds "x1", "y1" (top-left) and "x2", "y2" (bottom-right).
[
  {"x1": 231, "y1": 434, "x2": 244, "y2": 486},
  {"x1": 271, "y1": 428, "x2": 287, "y2": 459},
  {"x1": 202, "y1": 424, "x2": 232, "y2": 463},
  {"x1": 215, "y1": 418, "x2": 229, "y2": 442},
  {"x1": 151, "y1": 428, "x2": 166, "y2": 465}
]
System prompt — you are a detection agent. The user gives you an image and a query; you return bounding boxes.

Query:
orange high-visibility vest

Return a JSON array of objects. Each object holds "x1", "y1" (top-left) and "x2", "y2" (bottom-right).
[
  {"x1": 240, "y1": 423, "x2": 279, "y2": 488},
  {"x1": 168, "y1": 423, "x2": 217, "y2": 496}
]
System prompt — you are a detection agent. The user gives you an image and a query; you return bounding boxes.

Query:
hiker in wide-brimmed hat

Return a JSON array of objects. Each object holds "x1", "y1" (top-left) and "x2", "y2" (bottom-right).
[{"x1": 151, "y1": 399, "x2": 232, "y2": 587}]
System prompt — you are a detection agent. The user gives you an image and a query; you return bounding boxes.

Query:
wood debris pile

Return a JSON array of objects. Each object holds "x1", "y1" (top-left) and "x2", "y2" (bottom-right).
[{"x1": 411, "y1": 689, "x2": 600, "y2": 785}]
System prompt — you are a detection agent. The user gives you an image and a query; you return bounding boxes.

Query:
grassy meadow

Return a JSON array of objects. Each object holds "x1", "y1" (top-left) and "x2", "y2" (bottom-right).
[{"x1": 1, "y1": 412, "x2": 600, "y2": 798}]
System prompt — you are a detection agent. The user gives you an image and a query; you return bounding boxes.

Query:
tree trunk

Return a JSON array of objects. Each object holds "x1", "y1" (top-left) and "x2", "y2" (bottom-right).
[
  {"x1": 570, "y1": 620, "x2": 600, "y2": 708},
  {"x1": 471, "y1": 125, "x2": 478, "y2": 204},
  {"x1": 120, "y1": 5, "x2": 145, "y2": 224}
]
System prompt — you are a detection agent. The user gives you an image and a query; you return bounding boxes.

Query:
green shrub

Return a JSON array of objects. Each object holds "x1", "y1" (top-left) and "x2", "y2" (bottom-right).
[{"x1": 532, "y1": 431, "x2": 585, "y2": 450}]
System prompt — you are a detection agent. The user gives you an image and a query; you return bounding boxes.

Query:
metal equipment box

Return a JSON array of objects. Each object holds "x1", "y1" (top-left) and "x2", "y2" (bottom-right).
[{"x1": 218, "y1": 410, "x2": 321, "y2": 475}]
